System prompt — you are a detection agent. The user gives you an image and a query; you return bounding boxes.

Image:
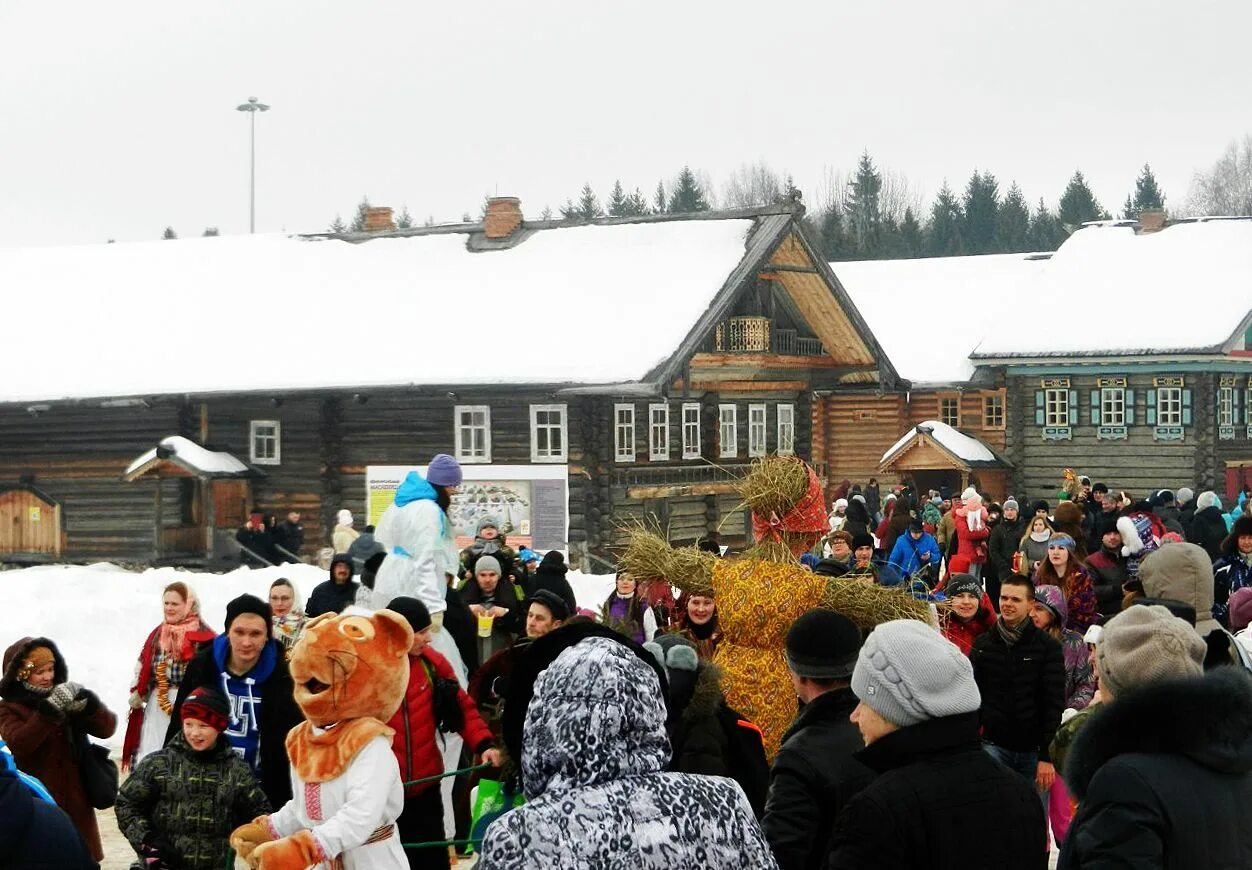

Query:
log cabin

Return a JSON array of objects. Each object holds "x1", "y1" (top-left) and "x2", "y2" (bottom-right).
[{"x1": 0, "y1": 200, "x2": 898, "y2": 566}]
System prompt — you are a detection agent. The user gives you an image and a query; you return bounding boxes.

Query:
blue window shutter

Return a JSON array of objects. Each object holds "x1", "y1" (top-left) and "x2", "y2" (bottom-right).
[
  {"x1": 1035, "y1": 390, "x2": 1045, "y2": 426},
  {"x1": 1125, "y1": 389, "x2": 1135, "y2": 425},
  {"x1": 1146, "y1": 389, "x2": 1157, "y2": 426},
  {"x1": 1090, "y1": 390, "x2": 1101, "y2": 425},
  {"x1": 1068, "y1": 390, "x2": 1079, "y2": 425},
  {"x1": 1183, "y1": 389, "x2": 1193, "y2": 426}
]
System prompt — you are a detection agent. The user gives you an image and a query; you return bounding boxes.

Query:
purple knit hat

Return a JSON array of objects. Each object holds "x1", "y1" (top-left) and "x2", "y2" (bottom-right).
[
  {"x1": 426, "y1": 453, "x2": 463, "y2": 487},
  {"x1": 1229, "y1": 587, "x2": 1252, "y2": 632}
]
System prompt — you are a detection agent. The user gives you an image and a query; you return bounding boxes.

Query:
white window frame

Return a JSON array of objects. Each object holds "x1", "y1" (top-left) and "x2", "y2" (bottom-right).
[
  {"x1": 983, "y1": 394, "x2": 1004, "y2": 429},
  {"x1": 1101, "y1": 388, "x2": 1126, "y2": 427},
  {"x1": 453, "y1": 405, "x2": 492, "y2": 463},
  {"x1": 939, "y1": 396, "x2": 960, "y2": 428},
  {"x1": 777, "y1": 403, "x2": 796, "y2": 455},
  {"x1": 1158, "y1": 387, "x2": 1183, "y2": 427},
  {"x1": 529, "y1": 404, "x2": 568, "y2": 463},
  {"x1": 718, "y1": 404, "x2": 738, "y2": 459},
  {"x1": 748, "y1": 403, "x2": 768, "y2": 457},
  {"x1": 249, "y1": 420, "x2": 281, "y2": 465},
  {"x1": 649, "y1": 403, "x2": 670, "y2": 461},
  {"x1": 1218, "y1": 386, "x2": 1235, "y2": 426},
  {"x1": 681, "y1": 403, "x2": 701, "y2": 460},
  {"x1": 1044, "y1": 389, "x2": 1070, "y2": 427},
  {"x1": 614, "y1": 404, "x2": 636, "y2": 463}
]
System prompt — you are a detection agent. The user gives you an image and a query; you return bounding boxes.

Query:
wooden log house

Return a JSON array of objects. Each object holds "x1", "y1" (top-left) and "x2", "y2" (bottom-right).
[{"x1": 0, "y1": 200, "x2": 897, "y2": 566}]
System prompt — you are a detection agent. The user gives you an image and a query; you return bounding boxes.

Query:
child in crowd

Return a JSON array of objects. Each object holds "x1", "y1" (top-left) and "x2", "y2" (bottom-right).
[{"x1": 116, "y1": 687, "x2": 270, "y2": 870}]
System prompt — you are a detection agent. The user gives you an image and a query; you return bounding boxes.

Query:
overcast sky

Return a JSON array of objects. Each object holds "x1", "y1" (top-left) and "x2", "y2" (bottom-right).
[{"x1": 1, "y1": 2, "x2": 1248, "y2": 248}]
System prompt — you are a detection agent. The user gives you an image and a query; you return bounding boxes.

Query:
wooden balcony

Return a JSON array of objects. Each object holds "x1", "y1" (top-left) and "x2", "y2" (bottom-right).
[{"x1": 711, "y1": 316, "x2": 824, "y2": 357}]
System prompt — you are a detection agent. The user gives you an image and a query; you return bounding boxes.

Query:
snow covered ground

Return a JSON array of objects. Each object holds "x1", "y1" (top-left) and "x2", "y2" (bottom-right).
[{"x1": 0, "y1": 562, "x2": 616, "y2": 750}]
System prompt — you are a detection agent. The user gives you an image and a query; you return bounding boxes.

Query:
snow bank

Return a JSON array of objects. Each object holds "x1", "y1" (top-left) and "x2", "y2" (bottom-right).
[{"x1": 0, "y1": 562, "x2": 616, "y2": 749}]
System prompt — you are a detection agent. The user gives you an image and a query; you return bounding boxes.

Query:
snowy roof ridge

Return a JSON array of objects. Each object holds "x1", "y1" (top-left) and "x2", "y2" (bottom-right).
[
  {"x1": 125, "y1": 436, "x2": 251, "y2": 478},
  {"x1": 881, "y1": 420, "x2": 999, "y2": 466}
]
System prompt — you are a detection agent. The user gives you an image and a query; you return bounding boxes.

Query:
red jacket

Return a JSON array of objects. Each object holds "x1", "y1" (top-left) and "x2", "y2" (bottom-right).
[
  {"x1": 948, "y1": 507, "x2": 992, "y2": 573},
  {"x1": 387, "y1": 647, "x2": 493, "y2": 796},
  {"x1": 942, "y1": 592, "x2": 998, "y2": 656}
]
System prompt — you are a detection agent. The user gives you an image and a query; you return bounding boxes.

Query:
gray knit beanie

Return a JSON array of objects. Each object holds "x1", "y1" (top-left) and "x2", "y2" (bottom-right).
[
  {"x1": 1003, "y1": 498, "x2": 1019, "y2": 512},
  {"x1": 475, "y1": 555, "x2": 502, "y2": 576},
  {"x1": 1096, "y1": 605, "x2": 1205, "y2": 699},
  {"x1": 851, "y1": 620, "x2": 981, "y2": 727}
]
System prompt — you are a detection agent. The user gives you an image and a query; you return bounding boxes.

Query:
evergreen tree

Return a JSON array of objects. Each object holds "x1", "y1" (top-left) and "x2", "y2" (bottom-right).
[
  {"x1": 898, "y1": 208, "x2": 924, "y2": 257},
  {"x1": 576, "y1": 183, "x2": 603, "y2": 220},
  {"x1": 1122, "y1": 163, "x2": 1165, "y2": 219},
  {"x1": 961, "y1": 170, "x2": 1000, "y2": 255},
  {"x1": 540, "y1": 205, "x2": 554, "y2": 221},
  {"x1": 627, "y1": 187, "x2": 650, "y2": 216},
  {"x1": 1027, "y1": 199, "x2": 1067, "y2": 250},
  {"x1": 844, "y1": 151, "x2": 883, "y2": 258},
  {"x1": 607, "y1": 180, "x2": 630, "y2": 217},
  {"x1": 328, "y1": 214, "x2": 347, "y2": 233},
  {"x1": 395, "y1": 205, "x2": 414, "y2": 229},
  {"x1": 653, "y1": 180, "x2": 667, "y2": 214},
  {"x1": 818, "y1": 205, "x2": 846, "y2": 260},
  {"x1": 349, "y1": 196, "x2": 372, "y2": 232},
  {"x1": 559, "y1": 199, "x2": 579, "y2": 220},
  {"x1": 667, "y1": 166, "x2": 710, "y2": 214},
  {"x1": 1057, "y1": 171, "x2": 1108, "y2": 227},
  {"x1": 781, "y1": 174, "x2": 801, "y2": 205},
  {"x1": 996, "y1": 183, "x2": 1030, "y2": 252},
  {"x1": 162, "y1": 226, "x2": 178, "y2": 240},
  {"x1": 925, "y1": 183, "x2": 963, "y2": 256},
  {"x1": 201, "y1": 227, "x2": 219, "y2": 237}
]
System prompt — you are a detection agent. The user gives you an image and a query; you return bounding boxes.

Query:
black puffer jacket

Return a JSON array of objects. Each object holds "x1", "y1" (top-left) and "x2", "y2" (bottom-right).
[
  {"x1": 1061, "y1": 667, "x2": 1252, "y2": 869},
  {"x1": 970, "y1": 621, "x2": 1065, "y2": 760},
  {"x1": 115, "y1": 733, "x2": 271, "y2": 869},
  {"x1": 1188, "y1": 505, "x2": 1229, "y2": 561},
  {"x1": 826, "y1": 711, "x2": 1046, "y2": 869},
  {"x1": 988, "y1": 516, "x2": 1025, "y2": 580},
  {"x1": 763, "y1": 688, "x2": 872, "y2": 870}
]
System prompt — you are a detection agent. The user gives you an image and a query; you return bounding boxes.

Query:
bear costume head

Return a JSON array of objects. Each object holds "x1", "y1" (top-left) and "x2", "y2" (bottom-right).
[{"x1": 289, "y1": 607, "x2": 413, "y2": 727}]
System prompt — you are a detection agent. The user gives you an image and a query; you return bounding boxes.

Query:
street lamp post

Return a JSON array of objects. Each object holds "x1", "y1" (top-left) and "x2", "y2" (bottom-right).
[{"x1": 235, "y1": 96, "x2": 270, "y2": 233}]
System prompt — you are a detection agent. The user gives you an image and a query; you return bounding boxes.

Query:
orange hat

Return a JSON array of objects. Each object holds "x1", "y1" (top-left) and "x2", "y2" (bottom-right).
[{"x1": 17, "y1": 645, "x2": 54, "y2": 681}]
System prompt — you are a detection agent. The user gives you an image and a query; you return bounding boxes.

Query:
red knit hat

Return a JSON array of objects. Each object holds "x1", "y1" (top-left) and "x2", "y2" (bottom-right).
[{"x1": 181, "y1": 687, "x2": 230, "y2": 733}]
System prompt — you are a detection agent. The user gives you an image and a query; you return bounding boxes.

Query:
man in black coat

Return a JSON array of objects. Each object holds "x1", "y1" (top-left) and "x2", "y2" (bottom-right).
[
  {"x1": 1187, "y1": 490, "x2": 1229, "y2": 561},
  {"x1": 165, "y1": 594, "x2": 303, "y2": 808},
  {"x1": 271, "y1": 510, "x2": 305, "y2": 561},
  {"x1": 970, "y1": 575, "x2": 1065, "y2": 791},
  {"x1": 1084, "y1": 527, "x2": 1130, "y2": 618},
  {"x1": 827, "y1": 620, "x2": 1045, "y2": 870},
  {"x1": 305, "y1": 554, "x2": 359, "y2": 618},
  {"x1": 1085, "y1": 494, "x2": 1122, "y2": 558},
  {"x1": 762, "y1": 610, "x2": 872, "y2": 870},
  {"x1": 987, "y1": 499, "x2": 1026, "y2": 607},
  {"x1": 1062, "y1": 605, "x2": 1252, "y2": 868}
]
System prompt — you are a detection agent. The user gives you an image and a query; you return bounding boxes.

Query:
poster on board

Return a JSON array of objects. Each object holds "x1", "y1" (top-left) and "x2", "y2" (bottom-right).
[{"x1": 366, "y1": 464, "x2": 569, "y2": 552}]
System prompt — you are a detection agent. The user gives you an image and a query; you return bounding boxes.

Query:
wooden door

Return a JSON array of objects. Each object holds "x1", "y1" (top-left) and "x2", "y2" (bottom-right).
[
  {"x1": 0, "y1": 490, "x2": 61, "y2": 556},
  {"x1": 211, "y1": 480, "x2": 251, "y2": 531}
]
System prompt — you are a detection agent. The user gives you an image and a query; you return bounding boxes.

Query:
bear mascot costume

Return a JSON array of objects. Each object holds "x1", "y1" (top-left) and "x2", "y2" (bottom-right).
[{"x1": 230, "y1": 608, "x2": 413, "y2": 869}]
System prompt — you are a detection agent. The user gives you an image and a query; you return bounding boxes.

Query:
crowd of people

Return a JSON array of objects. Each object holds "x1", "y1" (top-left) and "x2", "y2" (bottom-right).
[{"x1": 3, "y1": 457, "x2": 1252, "y2": 868}]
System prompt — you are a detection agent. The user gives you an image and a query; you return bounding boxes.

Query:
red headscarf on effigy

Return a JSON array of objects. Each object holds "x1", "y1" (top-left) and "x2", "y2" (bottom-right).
[{"x1": 750, "y1": 463, "x2": 829, "y2": 555}]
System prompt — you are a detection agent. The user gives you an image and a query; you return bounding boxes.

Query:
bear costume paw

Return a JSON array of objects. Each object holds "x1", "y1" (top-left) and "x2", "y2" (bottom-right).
[
  {"x1": 252, "y1": 829, "x2": 327, "y2": 870},
  {"x1": 229, "y1": 816, "x2": 276, "y2": 866}
]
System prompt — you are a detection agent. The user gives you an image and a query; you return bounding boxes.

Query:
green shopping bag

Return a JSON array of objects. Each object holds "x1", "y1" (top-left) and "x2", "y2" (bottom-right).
[{"x1": 468, "y1": 777, "x2": 525, "y2": 855}]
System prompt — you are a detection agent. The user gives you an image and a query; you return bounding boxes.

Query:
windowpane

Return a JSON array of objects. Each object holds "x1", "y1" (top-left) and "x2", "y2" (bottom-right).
[
  {"x1": 249, "y1": 420, "x2": 281, "y2": 465},
  {"x1": 1219, "y1": 387, "x2": 1234, "y2": 426},
  {"x1": 454, "y1": 406, "x2": 491, "y2": 462},
  {"x1": 529, "y1": 404, "x2": 567, "y2": 462},
  {"x1": 719, "y1": 404, "x2": 737, "y2": 459},
  {"x1": 682, "y1": 404, "x2": 700, "y2": 459},
  {"x1": 649, "y1": 404, "x2": 669, "y2": 460},
  {"x1": 940, "y1": 397, "x2": 959, "y2": 427},
  {"x1": 982, "y1": 395, "x2": 1003, "y2": 428},
  {"x1": 1045, "y1": 389, "x2": 1069, "y2": 427},
  {"x1": 748, "y1": 404, "x2": 767, "y2": 457},
  {"x1": 615, "y1": 405, "x2": 635, "y2": 462},
  {"x1": 1101, "y1": 389, "x2": 1125, "y2": 427},
  {"x1": 777, "y1": 404, "x2": 795, "y2": 455},
  {"x1": 1158, "y1": 388, "x2": 1182, "y2": 426}
]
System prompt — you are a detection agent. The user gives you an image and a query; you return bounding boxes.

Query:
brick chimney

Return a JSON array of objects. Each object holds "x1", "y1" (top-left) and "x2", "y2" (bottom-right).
[
  {"x1": 483, "y1": 197, "x2": 523, "y2": 239},
  {"x1": 362, "y1": 206, "x2": 395, "y2": 232},
  {"x1": 1138, "y1": 207, "x2": 1166, "y2": 234}
]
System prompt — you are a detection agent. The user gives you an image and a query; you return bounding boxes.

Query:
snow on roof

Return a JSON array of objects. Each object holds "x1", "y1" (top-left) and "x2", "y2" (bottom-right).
[
  {"x1": 882, "y1": 420, "x2": 998, "y2": 465},
  {"x1": 0, "y1": 218, "x2": 756, "y2": 402},
  {"x1": 833, "y1": 219, "x2": 1252, "y2": 384},
  {"x1": 125, "y1": 435, "x2": 250, "y2": 476},
  {"x1": 832, "y1": 252, "x2": 1049, "y2": 385}
]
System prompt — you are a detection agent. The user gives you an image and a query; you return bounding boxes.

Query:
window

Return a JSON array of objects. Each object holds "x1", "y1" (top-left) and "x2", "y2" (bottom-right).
[
  {"x1": 453, "y1": 405, "x2": 491, "y2": 463},
  {"x1": 777, "y1": 403, "x2": 795, "y2": 455},
  {"x1": 1045, "y1": 389, "x2": 1070, "y2": 427},
  {"x1": 614, "y1": 404, "x2": 635, "y2": 463},
  {"x1": 939, "y1": 396, "x2": 960, "y2": 427},
  {"x1": 1158, "y1": 387, "x2": 1182, "y2": 427},
  {"x1": 249, "y1": 420, "x2": 280, "y2": 465},
  {"x1": 1218, "y1": 387, "x2": 1235, "y2": 426},
  {"x1": 1100, "y1": 388, "x2": 1125, "y2": 427},
  {"x1": 649, "y1": 403, "x2": 669, "y2": 461},
  {"x1": 718, "y1": 404, "x2": 738, "y2": 459},
  {"x1": 681, "y1": 403, "x2": 701, "y2": 460},
  {"x1": 529, "y1": 404, "x2": 567, "y2": 463},
  {"x1": 982, "y1": 394, "x2": 1004, "y2": 429},
  {"x1": 748, "y1": 404, "x2": 767, "y2": 457}
]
